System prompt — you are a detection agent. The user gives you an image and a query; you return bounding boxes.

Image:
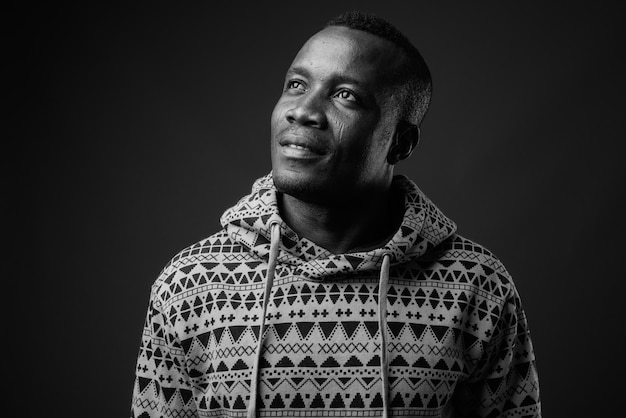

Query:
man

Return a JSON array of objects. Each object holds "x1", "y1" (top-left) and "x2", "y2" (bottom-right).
[{"x1": 131, "y1": 11, "x2": 541, "y2": 418}]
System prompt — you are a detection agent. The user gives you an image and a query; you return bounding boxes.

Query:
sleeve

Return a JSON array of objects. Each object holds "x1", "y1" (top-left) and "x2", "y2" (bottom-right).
[
  {"x1": 452, "y1": 281, "x2": 541, "y2": 417},
  {"x1": 130, "y1": 279, "x2": 198, "y2": 418}
]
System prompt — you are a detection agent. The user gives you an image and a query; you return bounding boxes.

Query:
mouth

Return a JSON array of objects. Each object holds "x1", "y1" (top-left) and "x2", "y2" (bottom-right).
[
  {"x1": 281, "y1": 143, "x2": 324, "y2": 159},
  {"x1": 278, "y1": 132, "x2": 327, "y2": 158},
  {"x1": 285, "y1": 143, "x2": 319, "y2": 152}
]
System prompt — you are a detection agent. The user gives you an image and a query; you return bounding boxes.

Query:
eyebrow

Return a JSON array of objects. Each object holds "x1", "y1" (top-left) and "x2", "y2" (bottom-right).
[{"x1": 287, "y1": 65, "x2": 365, "y2": 86}]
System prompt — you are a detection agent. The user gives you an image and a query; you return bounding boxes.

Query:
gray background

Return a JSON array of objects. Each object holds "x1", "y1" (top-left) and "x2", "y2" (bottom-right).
[{"x1": 17, "y1": 1, "x2": 624, "y2": 417}]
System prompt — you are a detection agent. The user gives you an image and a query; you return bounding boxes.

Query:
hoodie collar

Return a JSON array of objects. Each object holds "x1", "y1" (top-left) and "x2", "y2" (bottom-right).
[{"x1": 220, "y1": 173, "x2": 456, "y2": 281}]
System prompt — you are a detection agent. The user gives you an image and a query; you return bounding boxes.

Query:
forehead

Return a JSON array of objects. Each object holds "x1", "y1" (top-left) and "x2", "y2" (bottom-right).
[{"x1": 289, "y1": 26, "x2": 404, "y2": 88}]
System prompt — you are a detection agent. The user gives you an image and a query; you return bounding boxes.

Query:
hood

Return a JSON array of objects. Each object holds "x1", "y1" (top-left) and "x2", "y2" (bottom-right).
[
  {"x1": 220, "y1": 173, "x2": 456, "y2": 281},
  {"x1": 221, "y1": 173, "x2": 457, "y2": 418}
]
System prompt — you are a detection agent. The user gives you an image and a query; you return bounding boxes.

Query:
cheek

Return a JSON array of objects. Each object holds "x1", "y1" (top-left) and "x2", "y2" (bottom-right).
[
  {"x1": 329, "y1": 112, "x2": 365, "y2": 144},
  {"x1": 270, "y1": 102, "x2": 287, "y2": 133},
  {"x1": 333, "y1": 117, "x2": 346, "y2": 141}
]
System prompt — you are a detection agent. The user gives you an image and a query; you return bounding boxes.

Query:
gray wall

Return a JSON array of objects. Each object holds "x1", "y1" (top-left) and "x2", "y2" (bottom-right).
[{"x1": 17, "y1": 2, "x2": 624, "y2": 416}]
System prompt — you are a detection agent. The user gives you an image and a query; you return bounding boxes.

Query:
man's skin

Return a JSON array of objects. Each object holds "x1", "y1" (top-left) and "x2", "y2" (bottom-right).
[{"x1": 271, "y1": 26, "x2": 420, "y2": 254}]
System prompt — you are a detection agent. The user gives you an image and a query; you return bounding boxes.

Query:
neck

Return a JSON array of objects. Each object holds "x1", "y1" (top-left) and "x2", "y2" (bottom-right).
[{"x1": 278, "y1": 185, "x2": 403, "y2": 254}]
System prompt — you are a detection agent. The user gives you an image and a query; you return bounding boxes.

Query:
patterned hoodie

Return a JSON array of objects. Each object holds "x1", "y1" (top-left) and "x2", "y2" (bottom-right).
[{"x1": 131, "y1": 174, "x2": 541, "y2": 418}]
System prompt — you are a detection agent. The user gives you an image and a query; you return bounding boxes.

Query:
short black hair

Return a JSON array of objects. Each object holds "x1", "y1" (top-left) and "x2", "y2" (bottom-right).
[{"x1": 325, "y1": 11, "x2": 432, "y2": 126}]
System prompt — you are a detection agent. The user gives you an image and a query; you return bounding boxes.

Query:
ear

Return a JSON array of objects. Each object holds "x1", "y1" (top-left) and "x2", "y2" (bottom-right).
[{"x1": 387, "y1": 120, "x2": 420, "y2": 165}]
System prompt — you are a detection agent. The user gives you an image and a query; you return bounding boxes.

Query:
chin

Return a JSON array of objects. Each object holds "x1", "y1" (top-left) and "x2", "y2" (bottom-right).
[
  {"x1": 272, "y1": 168, "x2": 330, "y2": 204},
  {"x1": 273, "y1": 168, "x2": 312, "y2": 195}
]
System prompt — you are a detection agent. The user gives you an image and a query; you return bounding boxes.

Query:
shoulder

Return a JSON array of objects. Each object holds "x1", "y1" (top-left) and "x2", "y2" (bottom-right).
[
  {"x1": 437, "y1": 234, "x2": 508, "y2": 273},
  {"x1": 149, "y1": 228, "x2": 249, "y2": 305},
  {"x1": 162, "y1": 229, "x2": 235, "y2": 270},
  {"x1": 418, "y1": 233, "x2": 516, "y2": 302}
]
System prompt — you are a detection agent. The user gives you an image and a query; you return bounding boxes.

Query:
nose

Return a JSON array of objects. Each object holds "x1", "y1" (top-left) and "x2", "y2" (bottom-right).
[{"x1": 285, "y1": 92, "x2": 328, "y2": 129}]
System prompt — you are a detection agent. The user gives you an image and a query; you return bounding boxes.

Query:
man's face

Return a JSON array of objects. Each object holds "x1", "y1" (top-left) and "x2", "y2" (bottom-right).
[{"x1": 270, "y1": 26, "x2": 405, "y2": 204}]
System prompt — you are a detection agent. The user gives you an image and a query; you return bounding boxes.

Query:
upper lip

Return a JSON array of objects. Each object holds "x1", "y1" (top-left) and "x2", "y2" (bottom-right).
[{"x1": 278, "y1": 130, "x2": 328, "y2": 155}]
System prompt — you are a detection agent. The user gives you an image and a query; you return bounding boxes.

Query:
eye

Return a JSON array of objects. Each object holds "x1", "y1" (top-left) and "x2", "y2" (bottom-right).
[
  {"x1": 334, "y1": 89, "x2": 358, "y2": 103},
  {"x1": 286, "y1": 79, "x2": 306, "y2": 92}
]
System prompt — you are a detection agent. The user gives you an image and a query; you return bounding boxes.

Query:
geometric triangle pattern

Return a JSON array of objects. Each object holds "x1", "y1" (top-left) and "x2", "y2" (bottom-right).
[{"x1": 131, "y1": 174, "x2": 540, "y2": 417}]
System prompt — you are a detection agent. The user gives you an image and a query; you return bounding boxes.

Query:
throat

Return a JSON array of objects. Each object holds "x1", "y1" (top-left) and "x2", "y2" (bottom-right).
[{"x1": 278, "y1": 190, "x2": 403, "y2": 254}]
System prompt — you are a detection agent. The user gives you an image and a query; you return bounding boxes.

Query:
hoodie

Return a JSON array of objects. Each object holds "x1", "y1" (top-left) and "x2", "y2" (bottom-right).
[{"x1": 131, "y1": 173, "x2": 541, "y2": 418}]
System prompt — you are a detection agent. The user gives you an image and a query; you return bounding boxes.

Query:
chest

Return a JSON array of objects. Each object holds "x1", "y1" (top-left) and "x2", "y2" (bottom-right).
[{"x1": 175, "y1": 276, "x2": 488, "y2": 414}]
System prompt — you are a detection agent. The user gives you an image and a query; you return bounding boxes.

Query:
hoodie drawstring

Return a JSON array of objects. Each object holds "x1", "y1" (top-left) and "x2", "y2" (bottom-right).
[
  {"x1": 247, "y1": 227, "x2": 391, "y2": 418},
  {"x1": 247, "y1": 222, "x2": 281, "y2": 418},
  {"x1": 378, "y1": 253, "x2": 391, "y2": 418}
]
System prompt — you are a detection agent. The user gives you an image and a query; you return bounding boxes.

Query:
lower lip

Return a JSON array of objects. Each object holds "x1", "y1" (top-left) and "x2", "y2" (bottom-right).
[{"x1": 281, "y1": 144, "x2": 324, "y2": 159}]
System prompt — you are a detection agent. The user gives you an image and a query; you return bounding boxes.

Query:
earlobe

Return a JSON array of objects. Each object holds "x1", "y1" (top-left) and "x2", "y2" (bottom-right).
[{"x1": 387, "y1": 122, "x2": 420, "y2": 165}]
